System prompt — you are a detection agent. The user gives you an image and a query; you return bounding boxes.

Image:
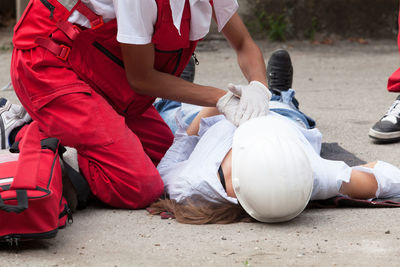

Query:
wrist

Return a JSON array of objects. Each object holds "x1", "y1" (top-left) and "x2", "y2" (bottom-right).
[
  {"x1": 250, "y1": 81, "x2": 272, "y2": 99},
  {"x1": 250, "y1": 80, "x2": 268, "y2": 88},
  {"x1": 214, "y1": 89, "x2": 229, "y2": 106},
  {"x1": 250, "y1": 80, "x2": 267, "y2": 88}
]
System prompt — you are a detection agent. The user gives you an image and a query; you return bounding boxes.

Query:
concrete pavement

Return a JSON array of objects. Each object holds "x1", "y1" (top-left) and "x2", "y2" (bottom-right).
[{"x1": 1, "y1": 29, "x2": 400, "y2": 266}]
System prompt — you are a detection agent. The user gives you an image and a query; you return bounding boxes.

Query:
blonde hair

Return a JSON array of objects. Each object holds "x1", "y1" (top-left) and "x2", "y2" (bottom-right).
[{"x1": 148, "y1": 198, "x2": 253, "y2": 224}]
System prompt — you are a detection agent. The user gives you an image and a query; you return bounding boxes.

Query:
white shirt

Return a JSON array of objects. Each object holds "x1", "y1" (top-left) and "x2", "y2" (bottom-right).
[
  {"x1": 157, "y1": 109, "x2": 360, "y2": 205},
  {"x1": 67, "y1": 0, "x2": 239, "y2": 44},
  {"x1": 157, "y1": 113, "x2": 238, "y2": 204}
]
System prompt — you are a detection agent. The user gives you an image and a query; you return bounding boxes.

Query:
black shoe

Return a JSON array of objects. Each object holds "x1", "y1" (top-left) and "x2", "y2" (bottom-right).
[
  {"x1": 369, "y1": 95, "x2": 400, "y2": 141},
  {"x1": 180, "y1": 57, "x2": 195, "y2": 83},
  {"x1": 267, "y1": 49, "x2": 293, "y2": 94}
]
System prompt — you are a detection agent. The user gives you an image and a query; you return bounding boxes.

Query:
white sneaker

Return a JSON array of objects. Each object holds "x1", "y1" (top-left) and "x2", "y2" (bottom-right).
[{"x1": 0, "y1": 98, "x2": 31, "y2": 149}]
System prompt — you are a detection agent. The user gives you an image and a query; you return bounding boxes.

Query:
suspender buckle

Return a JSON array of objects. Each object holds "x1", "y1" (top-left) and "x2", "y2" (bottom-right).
[
  {"x1": 56, "y1": 20, "x2": 82, "y2": 41},
  {"x1": 56, "y1": 45, "x2": 71, "y2": 61},
  {"x1": 90, "y1": 16, "x2": 104, "y2": 30},
  {"x1": 35, "y1": 37, "x2": 72, "y2": 62}
]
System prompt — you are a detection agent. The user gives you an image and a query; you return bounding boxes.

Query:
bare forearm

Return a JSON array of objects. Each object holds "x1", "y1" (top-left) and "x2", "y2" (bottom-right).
[
  {"x1": 222, "y1": 13, "x2": 267, "y2": 86},
  {"x1": 120, "y1": 43, "x2": 226, "y2": 107},
  {"x1": 129, "y1": 70, "x2": 225, "y2": 107},
  {"x1": 236, "y1": 40, "x2": 267, "y2": 86},
  {"x1": 186, "y1": 107, "x2": 220, "y2": 136}
]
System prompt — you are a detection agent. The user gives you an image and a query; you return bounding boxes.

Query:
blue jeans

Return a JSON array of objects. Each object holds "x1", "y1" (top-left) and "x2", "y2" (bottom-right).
[{"x1": 154, "y1": 89, "x2": 316, "y2": 134}]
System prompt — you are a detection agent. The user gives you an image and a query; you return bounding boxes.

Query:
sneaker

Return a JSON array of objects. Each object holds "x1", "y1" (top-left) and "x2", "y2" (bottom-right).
[
  {"x1": 369, "y1": 95, "x2": 400, "y2": 141},
  {"x1": 0, "y1": 98, "x2": 31, "y2": 149},
  {"x1": 267, "y1": 49, "x2": 293, "y2": 94}
]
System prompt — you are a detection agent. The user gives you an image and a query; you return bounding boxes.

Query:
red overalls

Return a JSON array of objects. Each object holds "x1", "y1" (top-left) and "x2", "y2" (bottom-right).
[
  {"x1": 387, "y1": 12, "x2": 400, "y2": 92},
  {"x1": 11, "y1": 0, "x2": 199, "y2": 208}
]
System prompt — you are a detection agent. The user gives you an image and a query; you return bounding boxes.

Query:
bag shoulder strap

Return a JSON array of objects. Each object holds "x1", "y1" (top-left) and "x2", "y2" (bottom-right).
[{"x1": 10, "y1": 122, "x2": 42, "y2": 190}]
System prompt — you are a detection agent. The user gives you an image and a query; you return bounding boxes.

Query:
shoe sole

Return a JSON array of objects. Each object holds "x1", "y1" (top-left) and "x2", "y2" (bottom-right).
[
  {"x1": 0, "y1": 101, "x2": 30, "y2": 150},
  {"x1": 0, "y1": 100, "x2": 11, "y2": 150},
  {"x1": 0, "y1": 115, "x2": 5, "y2": 149},
  {"x1": 368, "y1": 128, "x2": 400, "y2": 141}
]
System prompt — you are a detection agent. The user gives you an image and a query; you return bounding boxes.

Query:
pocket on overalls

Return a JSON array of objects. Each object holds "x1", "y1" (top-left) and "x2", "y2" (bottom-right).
[
  {"x1": 39, "y1": 91, "x2": 115, "y2": 148},
  {"x1": 152, "y1": 0, "x2": 191, "y2": 75},
  {"x1": 69, "y1": 22, "x2": 154, "y2": 115},
  {"x1": 154, "y1": 48, "x2": 184, "y2": 75},
  {"x1": 17, "y1": 45, "x2": 90, "y2": 111}
]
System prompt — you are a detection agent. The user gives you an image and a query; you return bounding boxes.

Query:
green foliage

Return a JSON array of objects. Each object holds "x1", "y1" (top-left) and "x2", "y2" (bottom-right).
[
  {"x1": 267, "y1": 14, "x2": 287, "y2": 41},
  {"x1": 246, "y1": 9, "x2": 288, "y2": 41},
  {"x1": 304, "y1": 16, "x2": 319, "y2": 40},
  {"x1": 0, "y1": 42, "x2": 12, "y2": 52}
]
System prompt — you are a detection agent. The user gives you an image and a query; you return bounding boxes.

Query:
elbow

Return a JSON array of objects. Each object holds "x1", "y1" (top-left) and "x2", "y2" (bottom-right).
[
  {"x1": 128, "y1": 79, "x2": 146, "y2": 95},
  {"x1": 126, "y1": 71, "x2": 154, "y2": 95}
]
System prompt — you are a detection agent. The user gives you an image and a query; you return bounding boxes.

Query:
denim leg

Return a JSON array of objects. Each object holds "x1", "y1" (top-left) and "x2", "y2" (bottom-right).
[
  {"x1": 270, "y1": 89, "x2": 316, "y2": 129},
  {"x1": 154, "y1": 99, "x2": 182, "y2": 134},
  {"x1": 154, "y1": 99, "x2": 201, "y2": 134}
]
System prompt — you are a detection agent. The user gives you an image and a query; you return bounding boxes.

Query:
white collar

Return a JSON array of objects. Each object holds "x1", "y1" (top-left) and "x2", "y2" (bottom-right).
[{"x1": 169, "y1": 0, "x2": 239, "y2": 40}]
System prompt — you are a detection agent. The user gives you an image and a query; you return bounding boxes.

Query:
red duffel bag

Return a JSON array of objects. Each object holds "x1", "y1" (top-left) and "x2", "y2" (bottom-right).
[{"x1": 0, "y1": 121, "x2": 72, "y2": 244}]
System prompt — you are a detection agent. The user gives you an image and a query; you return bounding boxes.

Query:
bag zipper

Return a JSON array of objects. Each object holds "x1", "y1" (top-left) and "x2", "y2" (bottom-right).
[
  {"x1": 1, "y1": 229, "x2": 59, "y2": 244},
  {"x1": 39, "y1": 0, "x2": 55, "y2": 19},
  {"x1": 59, "y1": 204, "x2": 73, "y2": 224}
]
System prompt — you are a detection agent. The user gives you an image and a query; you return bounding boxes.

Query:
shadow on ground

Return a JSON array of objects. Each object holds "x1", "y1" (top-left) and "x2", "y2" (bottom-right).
[{"x1": 321, "y1": 142, "x2": 366, "y2": 166}]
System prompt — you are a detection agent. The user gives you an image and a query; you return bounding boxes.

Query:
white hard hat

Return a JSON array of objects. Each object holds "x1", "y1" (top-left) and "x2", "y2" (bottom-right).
[{"x1": 232, "y1": 115, "x2": 313, "y2": 223}]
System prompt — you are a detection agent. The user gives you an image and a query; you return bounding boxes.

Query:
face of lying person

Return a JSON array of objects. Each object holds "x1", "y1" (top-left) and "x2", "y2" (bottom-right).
[{"x1": 218, "y1": 149, "x2": 236, "y2": 198}]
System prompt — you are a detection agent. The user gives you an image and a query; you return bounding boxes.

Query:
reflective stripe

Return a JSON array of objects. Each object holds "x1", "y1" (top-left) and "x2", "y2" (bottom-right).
[
  {"x1": 0, "y1": 178, "x2": 13, "y2": 185},
  {"x1": 58, "y1": 0, "x2": 79, "y2": 11}
]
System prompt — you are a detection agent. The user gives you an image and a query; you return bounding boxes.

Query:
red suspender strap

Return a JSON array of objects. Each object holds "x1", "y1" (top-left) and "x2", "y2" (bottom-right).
[
  {"x1": 10, "y1": 122, "x2": 42, "y2": 190},
  {"x1": 32, "y1": 1, "x2": 104, "y2": 61},
  {"x1": 35, "y1": 37, "x2": 71, "y2": 61},
  {"x1": 56, "y1": 20, "x2": 81, "y2": 40},
  {"x1": 75, "y1": 1, "x2": 104, "y2": 29}
]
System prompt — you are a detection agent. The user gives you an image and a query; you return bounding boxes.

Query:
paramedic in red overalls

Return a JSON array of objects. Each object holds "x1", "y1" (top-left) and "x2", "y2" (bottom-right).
[{"x1": 11, "y1": 0, "x2": 270, "y2": 209}]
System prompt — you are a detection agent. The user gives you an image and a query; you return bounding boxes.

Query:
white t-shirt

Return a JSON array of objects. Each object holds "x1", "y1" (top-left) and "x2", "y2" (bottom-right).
[{"x1": 67, "y1": 0, "x2": 239, "y2": 44}]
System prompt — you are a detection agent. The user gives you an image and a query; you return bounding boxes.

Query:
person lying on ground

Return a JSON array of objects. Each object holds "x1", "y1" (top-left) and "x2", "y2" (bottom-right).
[{"x1": 148, "y1": 50, "x2": 400, "y2": 224}]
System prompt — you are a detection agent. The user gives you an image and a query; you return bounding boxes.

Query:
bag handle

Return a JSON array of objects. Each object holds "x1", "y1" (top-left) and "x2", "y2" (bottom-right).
[
  {"x1": 10, "y1": 122, "x2": 41, "y2": 190},
  {"x1": 0, "y1": 189, "x2": 28, "y2": 213}
]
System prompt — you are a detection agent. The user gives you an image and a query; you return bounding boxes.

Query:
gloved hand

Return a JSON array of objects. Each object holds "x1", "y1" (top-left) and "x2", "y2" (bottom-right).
[
  {"x1": 227, "y1": 81, "x2": 272, "y2": 126},
  {"x1": 216, "y1": 91, "x2": 241, "y2": 126}
]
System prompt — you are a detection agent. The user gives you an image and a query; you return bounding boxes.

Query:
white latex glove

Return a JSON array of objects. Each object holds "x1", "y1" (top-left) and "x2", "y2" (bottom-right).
[
  {"x1": 227, "y1": 81, "x2": 272, "y2": 126},
  {"x1": 216, "y1": 91, "x2": 241, "y2": 126}
]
